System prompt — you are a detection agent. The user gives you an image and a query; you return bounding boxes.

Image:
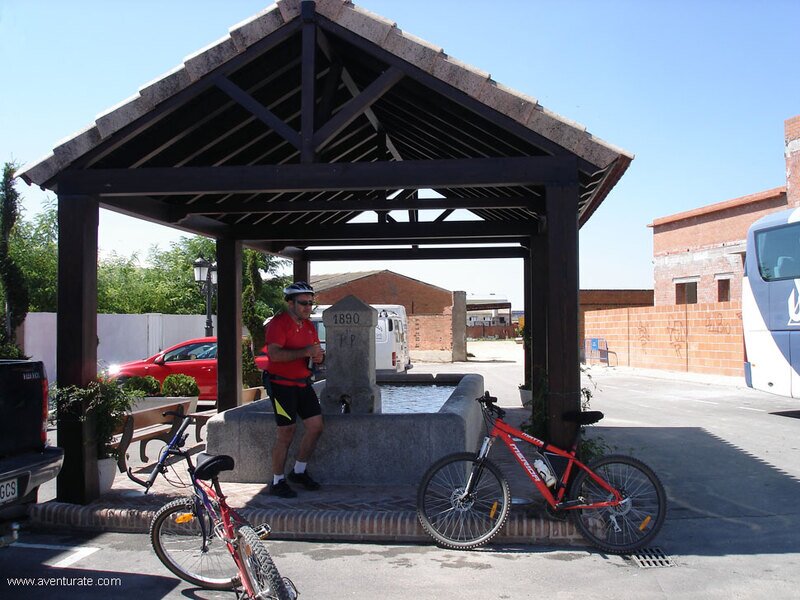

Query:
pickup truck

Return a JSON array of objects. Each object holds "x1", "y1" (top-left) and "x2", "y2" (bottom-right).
[{"x1": 0, "y1": 360, "x2": 64, "y2": 541}]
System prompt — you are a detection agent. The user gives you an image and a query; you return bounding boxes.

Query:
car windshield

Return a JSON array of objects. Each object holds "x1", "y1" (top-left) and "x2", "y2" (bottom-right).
[{"x1": 163, "y1": 342, "x2": 217, "y2": 362}]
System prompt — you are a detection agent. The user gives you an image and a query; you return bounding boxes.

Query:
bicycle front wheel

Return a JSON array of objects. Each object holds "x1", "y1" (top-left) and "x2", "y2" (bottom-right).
[
  {"x1": 417, "y1": 452, "x2": 510, "y2": 550},
  {"x1": 569, "y1": 455, "x2": 667, "y2": 554},
  {"x1": 237, "y1": 526, "x2": 295, "y2": 600},
  {"x1": 150, "y1": 497, "x2": 239, "y2": 590}
]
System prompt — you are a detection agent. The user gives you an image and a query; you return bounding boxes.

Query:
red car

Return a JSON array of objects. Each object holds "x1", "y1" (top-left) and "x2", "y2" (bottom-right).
[{"x1": 108, "y1": 337, "x2": 269, "y2": 400}]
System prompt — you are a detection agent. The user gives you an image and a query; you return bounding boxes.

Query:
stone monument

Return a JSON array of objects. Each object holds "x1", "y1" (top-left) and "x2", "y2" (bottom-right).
[{"x1": 320, "y1": 295, "x2": 382, "y2": 413}]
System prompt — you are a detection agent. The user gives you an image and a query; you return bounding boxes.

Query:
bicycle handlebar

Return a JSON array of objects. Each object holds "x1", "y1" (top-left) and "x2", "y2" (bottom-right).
[{"x1": 476, "y1": 391, "x2": 505, "y2": 419}]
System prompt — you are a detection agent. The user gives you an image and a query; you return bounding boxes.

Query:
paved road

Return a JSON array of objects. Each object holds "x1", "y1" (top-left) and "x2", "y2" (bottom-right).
[{"x1": 6, "y1": 345, "x2": 800, "y2": 599}]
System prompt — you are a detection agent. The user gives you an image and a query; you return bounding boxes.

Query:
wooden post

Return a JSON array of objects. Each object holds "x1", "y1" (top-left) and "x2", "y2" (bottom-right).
[
  {"x1": 217, "y1": 238, "x2": 242, "y2": 412},
  {"x1": 545, "y1": 184, "x2": 580, "y2": 447},
  {"x1": 56, "y1": 194, "x2": 100, "y2": 504},
  {"x1": 531, "y1": 235, "x2": 548, "y2": 407}
]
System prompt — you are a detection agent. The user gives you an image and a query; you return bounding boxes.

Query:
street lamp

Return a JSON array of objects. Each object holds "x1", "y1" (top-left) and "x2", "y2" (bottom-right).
[{"x1": 193, "y1": 257, "x2": 218, "y2": 337}]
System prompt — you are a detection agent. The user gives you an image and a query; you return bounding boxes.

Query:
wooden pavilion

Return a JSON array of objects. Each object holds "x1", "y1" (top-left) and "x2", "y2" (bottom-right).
[{"x1": 19, "y1": 0, "x2": 632, "y2": 502}]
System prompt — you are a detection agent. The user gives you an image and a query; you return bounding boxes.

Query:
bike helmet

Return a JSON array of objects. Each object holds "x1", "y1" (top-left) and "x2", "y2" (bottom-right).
[{"x1": 283, "y1": 281, "x2": 315, "y2": 300}]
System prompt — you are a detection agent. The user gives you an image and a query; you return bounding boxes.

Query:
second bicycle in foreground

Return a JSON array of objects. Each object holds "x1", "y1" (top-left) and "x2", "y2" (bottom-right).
[{"x1": 417, "y1": 392, "x2": 667, "y2": 553}]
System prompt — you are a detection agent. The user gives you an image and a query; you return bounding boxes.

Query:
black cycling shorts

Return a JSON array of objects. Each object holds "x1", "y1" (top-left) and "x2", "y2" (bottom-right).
[{"x1": 267, "y1": 380, "x2": 321, "y2": 427}]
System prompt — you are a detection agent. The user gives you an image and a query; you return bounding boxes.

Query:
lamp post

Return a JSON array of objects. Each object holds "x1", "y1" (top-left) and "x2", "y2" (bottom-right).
[{"x1": 193, "y1": 257, "x2": 218, "y2": 337}]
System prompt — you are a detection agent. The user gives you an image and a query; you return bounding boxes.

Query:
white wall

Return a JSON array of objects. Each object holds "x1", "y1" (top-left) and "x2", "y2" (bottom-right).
[{"x1": 20, "y1": 312, "x2": 218, "y2": 383}]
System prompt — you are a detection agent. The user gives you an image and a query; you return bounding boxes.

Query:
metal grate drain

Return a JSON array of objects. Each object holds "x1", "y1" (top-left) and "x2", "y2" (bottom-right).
[{"x1": 624, "y1": 548, "x2": 676, "y2": 568}]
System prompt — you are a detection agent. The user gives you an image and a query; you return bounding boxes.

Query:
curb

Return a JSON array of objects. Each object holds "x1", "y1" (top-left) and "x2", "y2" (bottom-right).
[{"x1": 29, "y1": 502, "x2": 588, "y2": 547}]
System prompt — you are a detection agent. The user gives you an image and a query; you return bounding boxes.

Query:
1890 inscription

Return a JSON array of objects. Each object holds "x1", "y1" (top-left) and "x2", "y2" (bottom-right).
[{"x1": 333, "y1": 312, "x2": 360, "y2": 325}]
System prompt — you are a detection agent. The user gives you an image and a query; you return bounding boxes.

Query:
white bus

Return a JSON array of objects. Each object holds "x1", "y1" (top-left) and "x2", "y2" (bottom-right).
[
  {"x1": 743, "y1": 207, "x2": 800, "y2": 396},
  {"x1": 311, "y1": 304, "x2": 412, "y2": 374}
]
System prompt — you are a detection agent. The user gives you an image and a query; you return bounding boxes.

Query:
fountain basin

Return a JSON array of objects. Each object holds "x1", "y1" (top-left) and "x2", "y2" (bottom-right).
[{"x1": 206, "y1": 373, "x2": 484, "y2": 484}]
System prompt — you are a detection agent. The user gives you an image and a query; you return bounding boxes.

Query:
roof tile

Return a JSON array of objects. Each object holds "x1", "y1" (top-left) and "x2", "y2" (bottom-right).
[
  {"x1": 95, "y1": 94, "x2": 151, "y2": 139},
  {"x1": 478, "y1": 80, "x2": 537, "y2": 127},
  {"x1": 53, "y1": 125, "x2": 102, "y2": 162},
  {"x1": 382, "y1": 29, "x2": 443, "y2": 74},
  {"x1": 183, "y1": 35, "x2": 240, "y2": 82},
  {"x1": 138, "y1": 65, "x2": 192, "y2": 107},
  {"x1": 229, "y1": 4, "x2": 286, "y2": 51},
  {"x1": 334, "y1": 4, "x2": 396, "y2": 46},
  {"x1": 276, "y1": 0, "x2": 302, "y2": 22},
  {"x1": 432, "y1": 55, "x2": 491, "y2": 99},
  {"x1": 314, "y1": 0, "x2": 348, "y2": 21}
]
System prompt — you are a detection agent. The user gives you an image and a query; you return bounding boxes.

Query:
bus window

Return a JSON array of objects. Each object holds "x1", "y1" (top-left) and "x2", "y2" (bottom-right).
[{"x1": 755, "y1": 223, "x2": 800, "y2": 281}]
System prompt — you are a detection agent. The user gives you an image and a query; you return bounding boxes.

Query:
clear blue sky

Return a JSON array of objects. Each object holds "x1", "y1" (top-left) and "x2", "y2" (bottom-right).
[{"x1": 2, "y1": 0, "x2": 798, "y2": 309}]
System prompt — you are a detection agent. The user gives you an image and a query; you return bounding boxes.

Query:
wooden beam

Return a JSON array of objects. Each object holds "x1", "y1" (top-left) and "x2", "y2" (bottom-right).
[
  {"x1": 57, "y1": 156, "x2": 578, "y2": 196},
  {"x1": 168, "y1": 194, "x2": 543, "y2": 218},
  {"x1": 232, "y1": 220, "x2": 531, "y2": 242},
  {"x1": 257, "y1": 236, "x2": 532, "y2": 250},
  {"x1": 316, "y1": 29, "x2": 404, "y2": 161},
  {"x1": 303, "y1": 246, "x2": 527, "y2": 261},
  {"x1": 215, "y1": 77, "x2": 302, "y2": 150},
  {"x1": 300, "y1": 1, "x2": 317, "y2": 163},
  {"x1": 313, "y1": 67, "x2": 403, "y2": 152}
]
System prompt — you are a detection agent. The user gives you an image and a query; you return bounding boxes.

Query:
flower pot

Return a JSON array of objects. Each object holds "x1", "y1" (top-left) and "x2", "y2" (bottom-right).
[
  {"x1": 97, "y1": 457, "x2": 118, "y2": 494},
  {"x1": 519, "y1": 388, "x2": 533, "y2": 407},
  {"x1": 241, "y1": 387, "x2": 264, "y2": 405}
]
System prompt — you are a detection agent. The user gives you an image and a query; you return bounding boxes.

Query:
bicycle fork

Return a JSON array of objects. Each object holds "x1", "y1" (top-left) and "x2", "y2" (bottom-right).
[{"x1": 462, "y1": 437, "x2": 495, "y2": 497}]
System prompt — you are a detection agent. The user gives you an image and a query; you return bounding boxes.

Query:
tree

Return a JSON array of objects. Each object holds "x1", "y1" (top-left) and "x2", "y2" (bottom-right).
[
  {"x1": 0, "y1": 163, "x2": 29, "y2": 353},
  {"x1": 12, "y1": 201, "x2": 58, "y2": 311}
]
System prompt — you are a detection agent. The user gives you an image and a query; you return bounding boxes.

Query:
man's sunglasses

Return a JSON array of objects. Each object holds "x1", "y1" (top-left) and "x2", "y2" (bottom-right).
[{"x1": 292, "y1": 300, "x2": 315, "y2": 307}]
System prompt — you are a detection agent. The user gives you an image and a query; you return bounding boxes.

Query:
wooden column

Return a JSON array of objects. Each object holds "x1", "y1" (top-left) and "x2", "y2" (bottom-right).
[
  {"x1": 293, "y1": 259, "x2": 311, "y2": 284},
  {"x1": 545, "y1": 184, "x2": 580, "y2": 447},
  {"x1": 522, "y1": 240, "x2": 532, "y2": 386},
  {"x1": 216, "y1": 238, "x2": 242, "y2": 412},
  {"x1": 56, "y1": 194, "x2": 99, "y2": 504},
  {"x1": 531, "y1": 236, "x2": 548, "y2": 405}
]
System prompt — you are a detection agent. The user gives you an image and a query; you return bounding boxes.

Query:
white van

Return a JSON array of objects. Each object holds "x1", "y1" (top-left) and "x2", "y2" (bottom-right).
[{"x1": 311, "y1": 304, "x2": 412, "y2": 374}]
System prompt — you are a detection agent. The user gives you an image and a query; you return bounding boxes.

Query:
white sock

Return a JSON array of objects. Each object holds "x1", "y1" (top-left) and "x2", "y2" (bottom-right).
[
  {"x1": 273, "y1": 474, "x2": 285, "y2": 485},
  {"x1": 294, "y1": 461, "x2": 307, "y2": 474}
]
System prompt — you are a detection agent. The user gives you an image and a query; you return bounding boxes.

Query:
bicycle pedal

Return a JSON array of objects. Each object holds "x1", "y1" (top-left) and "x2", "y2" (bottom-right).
[{"x1": 253, "y1": 524, "x2": 271, "y2": 539}]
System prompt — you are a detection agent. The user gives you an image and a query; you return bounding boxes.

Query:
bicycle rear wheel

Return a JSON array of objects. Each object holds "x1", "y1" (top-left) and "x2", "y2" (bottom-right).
[
  {"x1": 569, "y1": 455, "x2": 667, "y2": 554},
  {"x1": 150, "y1": 497, "x2": 239, "y2": 590},
  {"x1": 237, "y1": 525, "x2": 295, "y2": 600},
  {"x1": 417, "y1": 452, "x2": 510, "y2": 550}
]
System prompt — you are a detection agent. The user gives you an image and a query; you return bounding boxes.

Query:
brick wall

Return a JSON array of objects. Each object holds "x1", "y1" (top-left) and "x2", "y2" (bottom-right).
[
  {"x1": 409, "y1": 314, "x2": 453, "y2": 351},
  {"x1": 787, "y1": 115, "x2": 800, "y2": 207},
  {"x1": 651, "y1": 188, "x2": 786, "y2": 305},
  {"x1": 315, "y1": 271, "x2": 452, "y2": 315},
  {"x1": 314, "y1": 271, "x2": 456, "y2": 357},
  {"x1": 584, "y1": 301, "x2": 743, "y2": 377}
]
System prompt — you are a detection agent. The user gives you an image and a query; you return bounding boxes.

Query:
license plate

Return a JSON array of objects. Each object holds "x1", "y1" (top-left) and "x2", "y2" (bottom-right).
[{"x1": 0, "y1": 478, "x2": 19, "y2": 505}]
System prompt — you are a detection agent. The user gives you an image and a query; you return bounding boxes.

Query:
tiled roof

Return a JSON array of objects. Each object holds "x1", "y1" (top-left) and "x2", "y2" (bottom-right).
[{"x1": 19, "y1": 0, "x2": 631, "y2": 188}]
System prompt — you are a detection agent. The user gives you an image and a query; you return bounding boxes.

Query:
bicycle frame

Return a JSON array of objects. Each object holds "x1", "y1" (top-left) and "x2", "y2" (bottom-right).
[
  {"x1": 477, "y1": 416, "x2": 623, "y2": 511},
  {"x1": 126, "y1": 414, "x2": 259, "y2": 597}
]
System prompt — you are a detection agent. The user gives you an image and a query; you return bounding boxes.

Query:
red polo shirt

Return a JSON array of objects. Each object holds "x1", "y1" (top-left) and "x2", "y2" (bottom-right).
[{"x1": 264, "y1": 311, "x2": 319, "y2": 386}]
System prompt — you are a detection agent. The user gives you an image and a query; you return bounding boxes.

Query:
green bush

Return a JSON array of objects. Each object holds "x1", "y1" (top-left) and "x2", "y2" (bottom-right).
[
  {"x1": 161, "y1": 373, "x2": 200, "y2": 397},
  {"x1": 242, "y1": 337, "x2": 262, "y2": 388},
  {"x1": 54, "y1": 378, "x2": 135, "y2": 459},
  {"x1": 120, "y1": 375, "x2": 161, "y2": 396},
  {"x1": 0, "y1": 342, "x2": 26, "y2": 359}
]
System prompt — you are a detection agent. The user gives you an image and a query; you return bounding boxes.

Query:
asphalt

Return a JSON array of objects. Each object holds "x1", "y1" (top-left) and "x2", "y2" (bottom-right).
[{"x1": 28, "y1": 340, "x2": 775, "y2": 553}]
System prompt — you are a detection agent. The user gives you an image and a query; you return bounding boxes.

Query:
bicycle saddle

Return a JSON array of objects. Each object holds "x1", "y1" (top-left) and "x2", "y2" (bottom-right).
[{"x1": 194, "y1": 453, "x2": 235, "y2": 480}]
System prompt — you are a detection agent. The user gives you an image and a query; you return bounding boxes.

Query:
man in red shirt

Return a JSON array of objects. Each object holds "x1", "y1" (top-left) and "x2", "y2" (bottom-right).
[{"x1": 264, "y1": 281, "x2": 325, "y2": 498}]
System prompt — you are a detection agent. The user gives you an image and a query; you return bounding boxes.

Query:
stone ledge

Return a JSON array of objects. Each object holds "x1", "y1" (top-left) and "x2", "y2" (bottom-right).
[{"x1": 28, "y1": 501, "x2": 586, "y2": 546}]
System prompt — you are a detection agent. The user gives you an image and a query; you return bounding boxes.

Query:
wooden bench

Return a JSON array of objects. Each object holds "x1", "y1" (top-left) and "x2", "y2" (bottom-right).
[
  {"x1": 189, "y1": 387, "x2": 265, "y2": 442},
  {"x1": 111, "y1": 399, "x2": 195, "y2": 473}
]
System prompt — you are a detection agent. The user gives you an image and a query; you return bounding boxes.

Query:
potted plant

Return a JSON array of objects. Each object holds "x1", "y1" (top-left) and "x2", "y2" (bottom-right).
[
  {"x1": 241, "y1": 337, "x2": 264, "y2": 404},
  {"x1": 53, "y1": 378, "x2": 135, "y2": 493}
]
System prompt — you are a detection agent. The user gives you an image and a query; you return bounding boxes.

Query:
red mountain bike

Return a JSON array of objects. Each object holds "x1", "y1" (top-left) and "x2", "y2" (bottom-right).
[{"x1": 417, "y1": 392, "x2": 667, "y2": 553}]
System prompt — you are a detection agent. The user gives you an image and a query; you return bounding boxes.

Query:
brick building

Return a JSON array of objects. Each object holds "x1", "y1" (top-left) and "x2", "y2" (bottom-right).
[
  {"x1": 311, "y1": 270, "x2": 467, "y2": 362},
  {"x1": 650, "y1": 115, "x2": 800, "y2": 306},
  {"x1": 583, "y1": 114, "x2": 800, "y2": 377}
]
